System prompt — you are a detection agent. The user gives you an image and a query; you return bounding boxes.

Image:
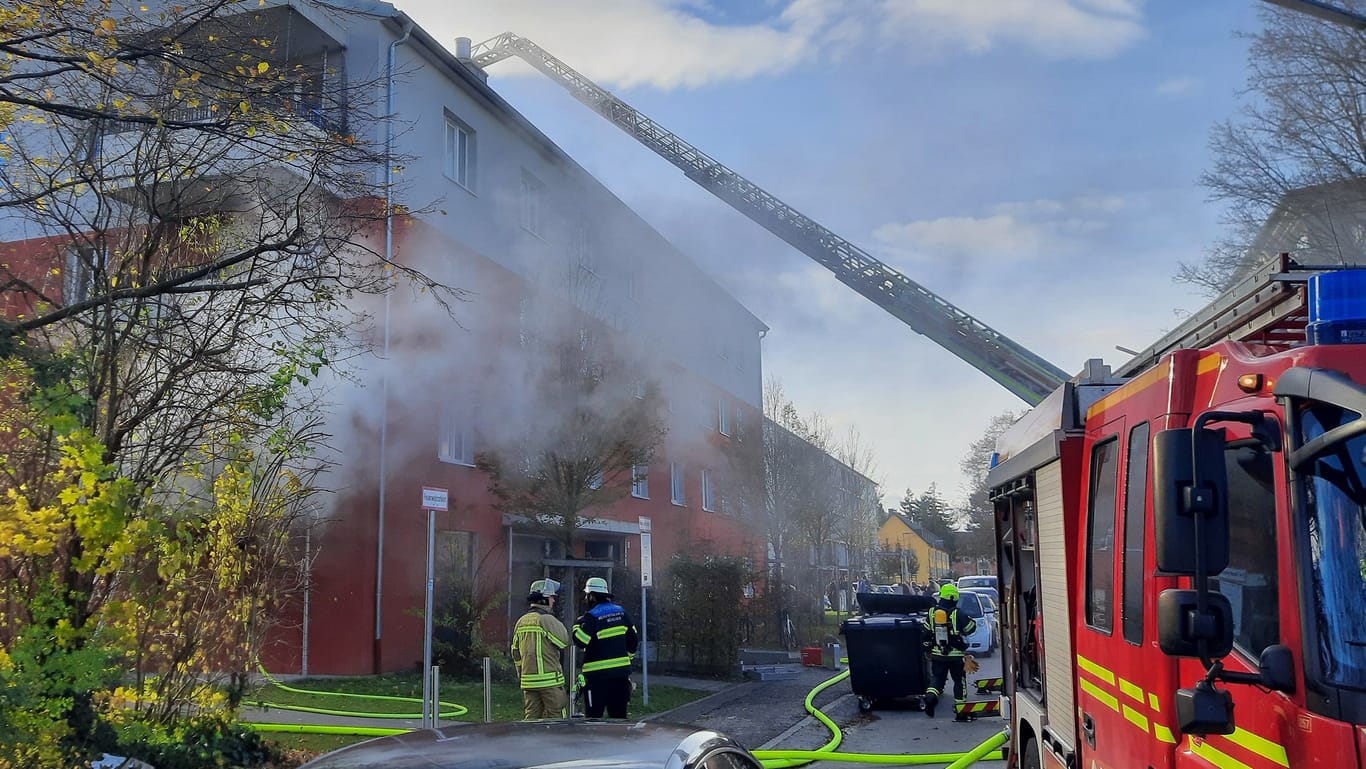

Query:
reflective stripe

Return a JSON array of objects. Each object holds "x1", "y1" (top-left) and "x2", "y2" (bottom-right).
[
  {"x1": 1118, "y1": 677, "x2": 1144, "y2": 703},
  {"x1": 1075, "y1": 654, "x2": 1115, "y2": 685},
  {"x1": 573, "y1": 626, "x2": 591, "y2": 644},
  {"x1": 597, "y1": 626, "x2": 628, "y2": 639},
  {"x1": 1219, "y1": 728, "x2": 1290, "y2": 768},
  {"x1": 1149, "y1": 693, "x2": 1161, "y2": 712},
  {"x1": 1154, "y1": 724, "x2": 1178, "y2": 744},
  {"x1": 1191, "y1": 739, "x2": 1254, "y2": 769},
  {"x1": 582, "y1": 655, "x2": 632, "y2": 672},
  {"x1": 1079, "y1": 678, "x2": 1118, "y2": 712},
  {"x1": 1122, "y1": 704, "x2": 1149, "y2": 731}
]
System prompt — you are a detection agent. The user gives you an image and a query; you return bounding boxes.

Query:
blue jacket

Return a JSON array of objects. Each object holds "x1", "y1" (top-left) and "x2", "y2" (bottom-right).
[{"x1": 573, "y1": 600, "x2": 639, "y2": 679}]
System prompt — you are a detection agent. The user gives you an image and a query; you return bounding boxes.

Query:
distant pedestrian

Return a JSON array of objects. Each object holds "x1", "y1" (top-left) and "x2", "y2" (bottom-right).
[
  {"x1": 511, "y1": 579, "x2": 570, "y2": 720},
  {"x1": 922, "y1": 583, "x2": 976, "y2": 722},
  {"x1": 573, "y1": 577, "x2": 639, "y2": 718}
]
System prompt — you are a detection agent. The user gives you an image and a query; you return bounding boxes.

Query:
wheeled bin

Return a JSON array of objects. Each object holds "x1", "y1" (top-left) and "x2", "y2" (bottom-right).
[{"x1": 840, "y1": 593, "x2": 935, "y2": 712}]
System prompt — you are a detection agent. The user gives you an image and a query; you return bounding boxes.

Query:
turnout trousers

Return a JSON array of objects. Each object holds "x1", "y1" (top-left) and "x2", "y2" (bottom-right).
[
  {"x1": 522, "y1": 685, "x2": 568, "y2": 720},
  {"x1": 927, "y1": 656, "x2": 967, "y2": 714},
  {"x1": 584, "y1": 676, "x2": 631, "y2": 718}
]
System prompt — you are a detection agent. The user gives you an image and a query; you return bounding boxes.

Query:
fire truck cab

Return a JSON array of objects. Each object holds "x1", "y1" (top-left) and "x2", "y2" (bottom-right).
[{"x1": 988, "y1": 263, "x2": 1366, "y2": 768}]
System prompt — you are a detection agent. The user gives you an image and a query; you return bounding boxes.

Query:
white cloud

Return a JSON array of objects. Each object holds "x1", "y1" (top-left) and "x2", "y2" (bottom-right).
[
  {"x1": 872, "y1": 194, "x2": 1126, "y2": 267},
  {"x1": 398, "y1": 0, "x2": 1147, "y2": 90},
  {"x1": 876, "y1": 0, "x2": 1146, "y2": 59},
  {"x1": 1155, "y1": 76, "x2": 1198, "y2": 96}
]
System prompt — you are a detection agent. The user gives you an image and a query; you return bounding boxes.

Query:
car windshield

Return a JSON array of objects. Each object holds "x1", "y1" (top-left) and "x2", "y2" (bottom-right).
[
  {"x1": 957, "y1": 591, "x2": 983, "y2": 617},
  {"x1": 1301, "y1": 402, "x2": 1366, "y2": 691},
  {"x1": 959, "y1": 577, "x2": 994, "y2": 589}
]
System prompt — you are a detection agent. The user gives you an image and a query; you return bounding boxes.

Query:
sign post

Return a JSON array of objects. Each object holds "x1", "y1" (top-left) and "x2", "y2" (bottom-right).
[
  {"x1": 421, "y1": 486, "x2": 448, "y2": 728},
  {"x1": 638, "y1": 516, "x2": 652, "y2": 705}
]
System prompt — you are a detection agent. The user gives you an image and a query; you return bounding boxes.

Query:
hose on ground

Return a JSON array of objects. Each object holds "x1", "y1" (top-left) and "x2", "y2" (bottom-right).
[{"x1": 243, "y1": 663, "x2": 1007, "y2": 766}]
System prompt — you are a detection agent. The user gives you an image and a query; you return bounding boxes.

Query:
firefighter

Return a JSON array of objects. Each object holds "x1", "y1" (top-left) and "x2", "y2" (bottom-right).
[
  {"x1": 572, "y1": 576, "x2": 639, "y2": 718},
  {"x1": 922, "y1": 582, "x2": 976, "y2": 721},
  {"x1": 511, "y1": 578, "x2": 570, "y2": 720}
]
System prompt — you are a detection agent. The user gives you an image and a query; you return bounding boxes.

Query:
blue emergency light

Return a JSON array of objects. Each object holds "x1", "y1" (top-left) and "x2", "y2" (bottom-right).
[{"x1": 1307, "y1": 269, "x2": 1366, "y2": 345}]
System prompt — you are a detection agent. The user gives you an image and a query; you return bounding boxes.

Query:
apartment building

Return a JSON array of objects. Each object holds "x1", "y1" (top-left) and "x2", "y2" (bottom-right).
[{"x1": 0, "y1": 0, "x2": 769, "y2": 676}]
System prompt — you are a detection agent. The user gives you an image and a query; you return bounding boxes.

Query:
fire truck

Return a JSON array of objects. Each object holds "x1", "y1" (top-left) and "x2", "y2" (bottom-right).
[
  {"x1": 986, "y1": 254, "x2": 1366, "y2": 768},
  {"x1": 466, "y1": 19, "x2": 1366, "y2": 767}
]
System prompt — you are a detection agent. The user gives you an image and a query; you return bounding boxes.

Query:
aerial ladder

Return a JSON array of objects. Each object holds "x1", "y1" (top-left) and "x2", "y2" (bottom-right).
[{"x1": 468, "y1": 33, "x2": 1069, "y2": 406}]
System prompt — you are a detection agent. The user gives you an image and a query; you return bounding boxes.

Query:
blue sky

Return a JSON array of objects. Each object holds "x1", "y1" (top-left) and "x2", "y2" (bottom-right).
[{"x1": 403, "y1": 0, "x2": 1269, "y2": 507}]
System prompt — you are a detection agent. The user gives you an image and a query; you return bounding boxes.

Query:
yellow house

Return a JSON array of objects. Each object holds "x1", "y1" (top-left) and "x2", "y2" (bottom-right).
[{"x1": 878, "y1": 512, "x2": 950, "y2": 584}]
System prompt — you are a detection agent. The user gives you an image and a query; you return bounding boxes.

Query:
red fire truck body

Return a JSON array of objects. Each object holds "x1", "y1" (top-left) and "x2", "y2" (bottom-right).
[{"x1": 988, "y1": 263, "x2": 1366, "y2": 769}]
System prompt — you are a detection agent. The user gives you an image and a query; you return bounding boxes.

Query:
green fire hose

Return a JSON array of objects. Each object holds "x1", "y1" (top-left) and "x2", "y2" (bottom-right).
[{"x1": 242, "y1": 665, "x2": 1006, "y2": 767}]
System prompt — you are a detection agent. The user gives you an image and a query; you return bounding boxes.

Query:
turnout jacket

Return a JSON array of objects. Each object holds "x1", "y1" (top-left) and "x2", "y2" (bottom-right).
[
  {"x1": 511, "y1": 604, "x2": 570, "y2": 689},
  {"x1": 573, "y1": 600, "x2": 639, "y2": 679},
  {"x1": 922, "y1": 598, "x2": 976, "y2": 658}
]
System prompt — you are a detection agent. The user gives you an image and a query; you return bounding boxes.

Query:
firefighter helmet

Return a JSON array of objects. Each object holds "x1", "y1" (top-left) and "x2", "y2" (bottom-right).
[
  {"x1": 530, "y1": 578, "x2": 560, "y2": 598},
  {"x1": 938, "y1": 583, "x2": 960, "y2": 601},
  {"x1": 584, "y1": 577, "x2": 612, "y2": 595}
]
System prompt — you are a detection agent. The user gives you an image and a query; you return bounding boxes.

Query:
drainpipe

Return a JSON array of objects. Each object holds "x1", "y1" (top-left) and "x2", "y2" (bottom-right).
[{"x1": 375, "y1": 17, "x2": 414, "y2": 674}]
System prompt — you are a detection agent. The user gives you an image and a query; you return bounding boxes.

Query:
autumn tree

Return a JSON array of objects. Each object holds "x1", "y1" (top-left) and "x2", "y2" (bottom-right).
[
  {"x1": 0, "y1": 0, "x2": 456, "y2": 764},
  {"x1": 1187, "y1": 1, "x2": 1366, "y2": 293}
]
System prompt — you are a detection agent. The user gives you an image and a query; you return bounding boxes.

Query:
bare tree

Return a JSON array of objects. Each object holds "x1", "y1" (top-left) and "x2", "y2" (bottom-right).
[
  {"x1": 1191, "y1": 2, "x2": 1366, "y2": 293},
  {"x1": 0, "y1": 0, "x2": 459, "y2": 762},
  {"x1": 956, "y1": 411, "x2": 1023, "y2": 568},
  {"x1": 477, "y1": 320, "x2": 667, "y2": 562}
]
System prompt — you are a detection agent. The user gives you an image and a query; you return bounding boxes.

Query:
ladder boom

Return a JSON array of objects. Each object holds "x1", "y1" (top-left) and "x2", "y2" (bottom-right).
[{"x1": 471, "y1": 34, "x2": 1068, "y2": 405}]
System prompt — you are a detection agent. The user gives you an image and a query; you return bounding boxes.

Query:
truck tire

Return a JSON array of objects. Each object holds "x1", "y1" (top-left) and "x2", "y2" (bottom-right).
[{"x1": 1021, "y1": 737, "x2": 1041, "y2": 769}]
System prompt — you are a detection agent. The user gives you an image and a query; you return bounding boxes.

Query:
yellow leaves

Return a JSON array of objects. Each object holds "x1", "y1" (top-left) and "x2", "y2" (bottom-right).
[
  {"x1": 257, "y1": 61, "x2": 269, "y2": 74},
  {"x1": 172, "y1": 88, "x2": 182, "y2": 100},
  {"x1": 99, "y1": 18, "x2": 116, "y2": 34},
  {"x1": 239, "y1": 100, "x2": 250, "y2": 114}
]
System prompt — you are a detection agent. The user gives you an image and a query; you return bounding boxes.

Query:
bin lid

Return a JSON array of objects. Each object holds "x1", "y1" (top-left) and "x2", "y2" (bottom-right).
[{"x1": 855, "y1": 592, "x2": 935, "y2": 614}]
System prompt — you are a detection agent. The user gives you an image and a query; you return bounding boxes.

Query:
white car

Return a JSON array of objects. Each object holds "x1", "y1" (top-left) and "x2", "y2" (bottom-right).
[
  {"x1": 954, "y1": 590, "x2": 995, "y2": 654},
  {"x1": 965, "y1": 590, "x2": 1000, "y2": 651}
]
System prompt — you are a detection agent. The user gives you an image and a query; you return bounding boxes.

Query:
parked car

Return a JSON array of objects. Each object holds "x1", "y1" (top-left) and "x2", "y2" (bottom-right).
[
  {"x1": 967, "y1": 591, "x2": 1000, "y2": 650},
  {"x1": 962, "y1": 586, "x2": 998, "y2": 605},
  {"x1": 952, "y1": 589, "x2": 994, "y2": 654},
  {"x1": 957, "y1": 575, "x2": 998, "y2": 593},
  {"x1": 299, "y1": 720, "x2": 763, "y2": 769}
]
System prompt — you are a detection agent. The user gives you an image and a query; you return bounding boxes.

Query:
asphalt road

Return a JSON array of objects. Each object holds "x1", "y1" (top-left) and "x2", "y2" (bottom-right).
[{"x1": 655, "y1": 650, "x2": 1008, "y2": 768}]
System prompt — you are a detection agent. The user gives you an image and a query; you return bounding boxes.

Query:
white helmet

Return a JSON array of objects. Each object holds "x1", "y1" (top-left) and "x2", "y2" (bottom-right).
[
  {"x1": 530, "y1": 578, "x2": 561, "y2": 598},
  {"x1": 583, "y1": 577, "x2": 611, "y2": 595}
]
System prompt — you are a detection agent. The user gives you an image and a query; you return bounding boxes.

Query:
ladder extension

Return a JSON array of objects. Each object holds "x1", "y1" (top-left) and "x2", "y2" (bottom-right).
[{"x1": 470, "y1": 33, "x2": 1068, "y2": 405}]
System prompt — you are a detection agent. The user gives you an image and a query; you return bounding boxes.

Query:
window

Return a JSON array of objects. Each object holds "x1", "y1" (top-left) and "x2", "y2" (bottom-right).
[
  {"x1": 633, "y1": 379, "x2": 647, "y2": 399},
  {"x1": 670, "y1": 462, "x2": 685, "y2": 505},
  {"x1": 587, "y1": 470, "x2": 604, "y2": 490},
  {"x1": 433, "y1": 530, "x2": 476, "y2": 615},
  {"x1": 64, "y1": 246, "x2": 97, "y2": 305},
  {"x1": 632, "y1": 465, "x2": 649, "y2": 499},
  {"x1": 718, "y1": 399, "x2": 731, "y2": 436},
  {"x1": 1211, "y1": 441, "x2": 1280, "y2": 659},
  {"x1": 444, "y1": 115, "x2": 474, "y2": 190},
  {"x1": 1086, "y1": 437, "x2": 1120, "y2": 632},
  {"x1": 520, "y1": 171, "x2": 543, "y2": 235},
  {"x1": 438, "y1": 409, "x2": 474, "y2": 465},
  {"x1": 733, "y1": 406, "x2": 743, "y2": 442},
  {"x1": 573, "y1": 224, "x2": 595, "y2": 275},
  {"x1": 702, "y1": 470, "x2": 717, "y2": 512},
  {"x1": 1121, "y1": 423, "x2": 1150, "y2": 645}
]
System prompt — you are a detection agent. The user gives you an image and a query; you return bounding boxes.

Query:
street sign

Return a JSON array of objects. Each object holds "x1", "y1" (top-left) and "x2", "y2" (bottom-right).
[
  {"x1": 421, "y1": 486, "x2": 449, "y2": 511},
  {"x1": 639, "y1": 516, "x2": 653, "y2": 587}
]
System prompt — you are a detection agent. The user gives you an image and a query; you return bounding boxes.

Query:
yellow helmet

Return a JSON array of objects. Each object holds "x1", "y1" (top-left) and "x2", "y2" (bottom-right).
[{"x1": 938, "y1": 583, "x2": 960, "y2": 601}]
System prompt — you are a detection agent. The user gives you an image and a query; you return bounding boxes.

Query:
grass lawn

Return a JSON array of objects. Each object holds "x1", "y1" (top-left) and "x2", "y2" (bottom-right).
[{"x1": 250, "y1": 673, "x2": 713, "y2": 762}]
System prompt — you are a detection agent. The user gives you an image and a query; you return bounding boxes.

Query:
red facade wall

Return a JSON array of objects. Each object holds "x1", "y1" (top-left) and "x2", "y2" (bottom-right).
[{"x1": 267, "y1": 220, "x2": 765, "y2": 675}]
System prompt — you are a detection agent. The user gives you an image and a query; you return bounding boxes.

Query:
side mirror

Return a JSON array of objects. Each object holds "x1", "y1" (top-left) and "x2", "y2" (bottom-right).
[
  {"x1": 1176, "y1": 681, "x2": 1235, "y2": 736},
  {"x1": 1153, "y1": 428, "x2": 1230, "y2": 575},
  {"x1": 1258, "y1": 645, "x2": 1296, "y2": 694},
  {"x1": 1157, "y1": 589, "x2": 1234, "y2": 659}
]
